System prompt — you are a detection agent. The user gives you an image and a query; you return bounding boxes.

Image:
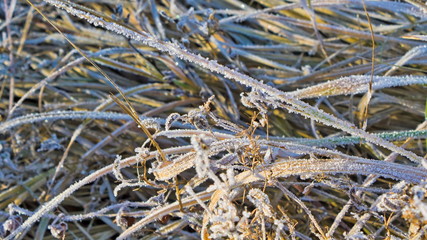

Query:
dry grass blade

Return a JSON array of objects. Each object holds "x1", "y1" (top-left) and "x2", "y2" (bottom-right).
[
  {"x1": 39, "y1": 0, "x2": 425, "y2": 164},
  {"x1": 110, "y1": 94, "x2": 167, "y2": 162},
  {"x1": 359, "y1": 0, "x2": 376, "y2": 130},
  {"x1": 288, "y1": 75, "x2": 427, "y2": 99}
]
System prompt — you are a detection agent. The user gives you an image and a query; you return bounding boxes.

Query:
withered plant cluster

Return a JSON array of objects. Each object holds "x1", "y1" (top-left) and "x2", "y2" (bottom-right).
[{"x1": 1, "y1": 0, "x2": 427, "y2": 239}]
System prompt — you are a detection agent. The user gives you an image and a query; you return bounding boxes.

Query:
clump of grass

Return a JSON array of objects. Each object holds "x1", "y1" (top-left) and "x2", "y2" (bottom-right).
[{"x1": 1, "y1": 0, "x2": 427, "y2": 239}]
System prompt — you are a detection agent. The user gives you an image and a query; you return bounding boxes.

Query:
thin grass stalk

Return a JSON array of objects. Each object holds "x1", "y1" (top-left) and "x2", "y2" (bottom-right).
[{"x1": 40, "y1": 0, "x2": 426, "y2": 165}]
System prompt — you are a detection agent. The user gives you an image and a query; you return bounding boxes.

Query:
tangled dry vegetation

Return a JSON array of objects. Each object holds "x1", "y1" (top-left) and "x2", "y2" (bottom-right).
[{"x1": 2, "y1": 0, "x2": 427, "y2": 239}]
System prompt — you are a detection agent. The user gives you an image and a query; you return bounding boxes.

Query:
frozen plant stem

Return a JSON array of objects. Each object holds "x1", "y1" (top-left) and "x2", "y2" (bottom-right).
[
  {"x1": 274, "y1": 181, "x2": 326, "y2": 239},
  {"x1": 3, "y1": 145, "x2": 190, "y2": 240},
  {"x1": 121, "y1": 157, "x2": 427, "y2": 240},
  {"x1": 3, "y1": 159, "x2": 134, "y2": 240},
  {"x1": 40, "y1": 0, "x2": 425, "y2": 164},
  {"x1": 7, "y1": 48, "x2": 135, "y2": 118}
]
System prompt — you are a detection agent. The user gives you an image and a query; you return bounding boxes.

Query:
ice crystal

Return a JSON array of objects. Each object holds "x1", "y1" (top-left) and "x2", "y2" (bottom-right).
[
  {"x1": 376, "y1": 193, "x2": 408, "y2": 212},
  {"x1": 37, "y1": 134, "x2": 63, "y2": 152},
  {"x1": 208, "y1": 198, "x2": 240, "y2": 239},
  {"x1": 247, "y1": 188, "x2": 274, "y2": 218}
]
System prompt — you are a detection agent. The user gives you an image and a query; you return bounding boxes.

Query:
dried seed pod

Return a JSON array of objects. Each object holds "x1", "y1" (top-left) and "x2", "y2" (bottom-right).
[
  {"x1": 247, "y1": 188, "x2": 274, "y2": 218},
  {"x1": 48, "y1": 221, "x2": 68, "y2": 239},
  {"x1": 165, "y1": 113, "x2": 181, "y2": 130},
  {"x1": 140, "y1": 119, "x2": 161, "y2": 133},
  {"x1": 2, "y1": 215, "x2": 22, "y2": 234},
  {"x1": 185, "y1": 109, "x2": 210, "y2": 130},
  {"x1": 377, "y1": 193, "x2": 408, "y2": 212}
]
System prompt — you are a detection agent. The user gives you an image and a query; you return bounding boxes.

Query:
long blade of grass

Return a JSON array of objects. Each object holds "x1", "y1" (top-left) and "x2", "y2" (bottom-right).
[{"x1": 39, "y1": 0, "x2": 425, "y2": 165}]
